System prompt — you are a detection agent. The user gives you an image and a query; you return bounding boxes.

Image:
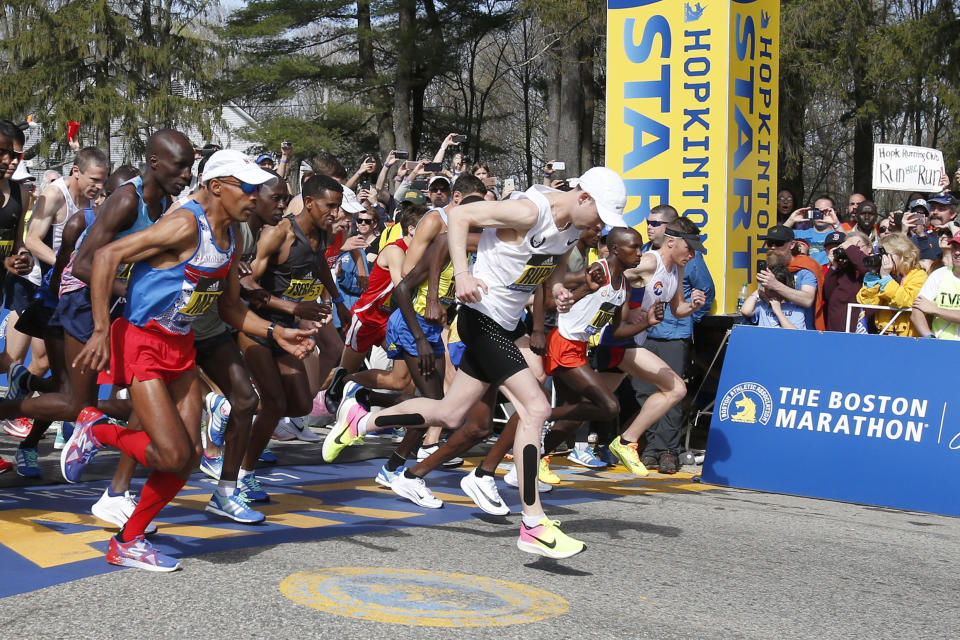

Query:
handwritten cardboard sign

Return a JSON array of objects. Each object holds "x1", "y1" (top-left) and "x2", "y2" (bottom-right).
[{"x1": 873, "y1": 143, "x2": 944, "y2": 192}]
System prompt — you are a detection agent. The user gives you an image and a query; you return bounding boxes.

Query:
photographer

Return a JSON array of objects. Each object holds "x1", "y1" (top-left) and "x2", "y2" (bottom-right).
[
  {"x1": 783, "y1": 194, "x2": 840, "y2": 264},
  {"x1": 855, "y1": 233, "x2": 927, "y2": 336},
  {"x1": 927, "y1": 194, "x2": 958, "y2": 234},
  {"x1": 740, "y1": 264, "x2": 805, "y2": 329},
  {"x1": 911, "y1": 232, "x2": 960, "y2": 340},
  {"x1": 757, "y1": 225, "x2": 823, "y2": 330},
  {"x1": 901, "y1": 199, "x2": 942, "y2": 271},
  {"x1": 346, "y1": 154, "x2": 379, "y2": 193},
  {"x1": 822, "y1": 231, "x2": 872, "y2": 332}
]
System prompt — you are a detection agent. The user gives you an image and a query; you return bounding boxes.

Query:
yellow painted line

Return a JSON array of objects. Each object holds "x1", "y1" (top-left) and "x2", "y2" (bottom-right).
[{"x1": 0, "y1": 509, "x2": 113, "y2": 568}]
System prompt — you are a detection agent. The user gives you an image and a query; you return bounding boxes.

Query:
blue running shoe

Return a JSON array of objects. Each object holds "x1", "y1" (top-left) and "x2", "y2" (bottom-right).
[
  {"x1": 106, "y1": 535, "x2": 180, "y2": 572},
  {"x1": 375, "y1": 464, "x2": 405, "y2": 487},
  {"x1": 15, "y1": 446, "x2": 42, "y2": 479},
  {"x1": 205, "y1": 393, "x2": 230, "y2": 448},
  {"x1": 259, "y1": 447, "x2": 277, "y2": 464},
  {"x1": 239, "y1": 473, "x2": 269, "y2": 502},
  {"x1": 205, "y1": 489, "x2": 266, "y2": 523},
  {"x1": 4, "y1": 362, "x2": 31, "y2": 401},
  {"x1": 60, "y1": 407, "x2": 107, "y2": 483},
  {"x1": 200, "y1": 453, "x2": 222, "y2": 480},
  {"x1": 567, "y1": 446, "x2": 608, "y2": 469}
]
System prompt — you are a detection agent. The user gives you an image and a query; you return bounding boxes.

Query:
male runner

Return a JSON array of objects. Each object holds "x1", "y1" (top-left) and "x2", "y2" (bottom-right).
[
  {"x1": 324, "y1": 167, "x2": 628, "y2": 558},
  {"x1": 63, "y1": 150, "x2": 313, "y2": 571}
]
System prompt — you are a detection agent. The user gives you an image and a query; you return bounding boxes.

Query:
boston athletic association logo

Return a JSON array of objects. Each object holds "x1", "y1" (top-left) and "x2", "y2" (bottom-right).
[{"x1": 718, "y1": 382, "x2": 773, "y2": 426}]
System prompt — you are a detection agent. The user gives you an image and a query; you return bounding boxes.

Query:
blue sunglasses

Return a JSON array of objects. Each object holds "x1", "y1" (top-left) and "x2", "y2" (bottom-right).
[{"x1": 219, "y1": 177, "x2": 261, "y2": 194}]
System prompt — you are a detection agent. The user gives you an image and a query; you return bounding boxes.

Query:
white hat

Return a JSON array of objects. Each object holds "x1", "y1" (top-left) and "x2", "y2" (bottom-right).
[
  {"x1": 202, "y1": 150, "x2": 277, "y2": 186},
  {"x1": 340, "y1": 185, "x2": 366, "y2": 214},
  {"x1": 578, "y1": 167, "x2": 627, "y2": 228},
  {"x1": 428, "y1": 175, "x2": 451, "y2": 189}
]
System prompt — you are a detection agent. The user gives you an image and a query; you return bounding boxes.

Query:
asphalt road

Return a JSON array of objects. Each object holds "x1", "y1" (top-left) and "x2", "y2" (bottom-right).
[{"x1": 0, "y1": 446, "x2": 955, "y2": 639}]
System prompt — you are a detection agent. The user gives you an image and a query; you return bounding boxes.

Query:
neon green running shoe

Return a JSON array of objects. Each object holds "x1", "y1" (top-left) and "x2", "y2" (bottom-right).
[
  {"x1": 538, "y1": 456, "x2": 561, "y2": 485},
  {"x1": 608, "y1": 437, "x2": 649, "y2": 477},
  {"x1": 517, "y1": 517, "x2": 585, "y2": 558},
  {"x1": 321, "y1": 398, "x2": 367, "y2": 463}
]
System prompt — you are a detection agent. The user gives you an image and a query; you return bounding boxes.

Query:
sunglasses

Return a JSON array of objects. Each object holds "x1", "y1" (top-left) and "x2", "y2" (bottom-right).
[
  {"x1": 0, "y1": 148, "x2": 23, "y2": 161},
  {"x1": 429, "y1": 186, "x2": 450, "y2": 192},
  {"x1": 765, "y1": 239, "x2": 787, "y2": 248},
  {"x1": 647, "y1": 220, "x2": 665, "y2": 228},
  {"x1": 218, "y1": 177, "x2": 261, "y2": 194},
  {"x1": 356, "y1": 218, "x2": 374, "y2": 225}
]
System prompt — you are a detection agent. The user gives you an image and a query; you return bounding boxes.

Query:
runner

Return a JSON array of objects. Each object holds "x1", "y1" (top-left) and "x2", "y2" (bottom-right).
[
  {"x1": 63, "y1": 149, "x2": 313, "y2": 572},
  {"x1": 323, "y1": 167, "x2": 628, "y2": 558}
]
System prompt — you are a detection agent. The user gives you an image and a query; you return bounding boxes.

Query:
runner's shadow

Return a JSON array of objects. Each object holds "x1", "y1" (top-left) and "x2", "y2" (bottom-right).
[
  {"x1": 560, "y1": 517, "x2": 681, "y2": 540},
  {"x1": 523, "y1": 557, "x2": 593, "y2": 576},
  {"x1": 187, "y1": 543, "x2": 277, "y2": 565}
]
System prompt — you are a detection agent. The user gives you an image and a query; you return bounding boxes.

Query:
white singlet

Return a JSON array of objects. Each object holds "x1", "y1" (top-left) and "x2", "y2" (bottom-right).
[
  {"x1": 26, "y1": 177, "x2": 86, "y2": 285},
  {"x1": 633, "y1": 249, "x2": 679, "y2": 347},
  {"x1": 465, "y1": 185, "x2": 579, "y2": 330},
  {"x1": 558, "y1": 259, "x2": 626, "y2": 343}
]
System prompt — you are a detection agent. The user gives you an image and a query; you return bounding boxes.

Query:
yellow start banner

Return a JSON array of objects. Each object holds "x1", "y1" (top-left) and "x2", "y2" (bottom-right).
[{"x1": 606, "y1": 0, "x2": 779, "y2": 312}]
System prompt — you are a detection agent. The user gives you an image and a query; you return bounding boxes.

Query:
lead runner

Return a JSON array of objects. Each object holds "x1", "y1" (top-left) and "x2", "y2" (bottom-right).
[{"x1": 323, "y1": 167, "x2": 627, "y2": 558}]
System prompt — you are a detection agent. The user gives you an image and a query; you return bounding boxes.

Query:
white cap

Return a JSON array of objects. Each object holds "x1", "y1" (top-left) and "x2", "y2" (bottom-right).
[
  {"x1": 578, "y1": 167, "x2": 627, "y2": 228},
  {"x1": 11, "y1": 162, "x2": 31, "y2": 182},
  {"x1": 340, "y1": 185, "x2": 366, "y2": 214},
  {"x1": 428, "y1": 175, "x2": 451, "y2": 189},
  {"x1": 202, "y1": 150, "x2": 277, "y2": 186}
]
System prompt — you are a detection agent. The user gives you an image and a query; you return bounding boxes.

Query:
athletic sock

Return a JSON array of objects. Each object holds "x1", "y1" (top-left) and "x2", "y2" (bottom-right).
[
  {"x1": 107, "y1": 486, "x2": 125, "y2": 498},
  {"x1": 356, "y1": 414, "x2": 369, "y2": 436},
  {"x1": 238, "y1": 467, "x2": 253, "y2": 480},
  {"x1": 385, "y1": 452, "x2": 405, "y2": 472},
  {"x1": 92, "y1": 423, "x2": 150, "y2": 467},
  {"x1": 216, "y1": 480, "x2": 237, "y2": 497},
  {"x1": 403, "y1": 468, "x2": 422, "y2": 480},
  {"x1": 121, "y1": 470, "x2": 185, "y2": 540},
  {"x1": 620, "y1": 436, "x2": 634, "y2": 446},
  {"x1": 475, "y1": 467, "x2": 495, "y2": 478},
  {"x1": 521, "y1": 513, "x2": 545, "y2": 528}
]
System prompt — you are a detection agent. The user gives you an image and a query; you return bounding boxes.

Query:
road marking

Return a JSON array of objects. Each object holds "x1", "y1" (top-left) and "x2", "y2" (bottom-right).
[{"x1": 279, "y1": 567, "x2": 568, "y2": 627}]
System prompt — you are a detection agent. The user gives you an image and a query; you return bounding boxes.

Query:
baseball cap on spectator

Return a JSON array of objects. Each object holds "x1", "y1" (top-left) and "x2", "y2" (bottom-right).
[
  {"x1": 578, "y1": 167, "x2": 627, "y2": 228},
  {"x1": 428, "y1": 175, "x2": 451, "y2": 190},
  {"x1": 794, "y1": 238, "x2": 810, "y2": 250},
  {"x1": 202, "y1": 150, "x2": 277, "y2": 186},
  {"x1": 824, "y1": 231, "x2": 846, "y2": 246},
  {"x1": 340, "y1": 185, "x2": 365, "y2": 214},
  {"x1": 401, "y1": 190, "x2": 426, "y2": 206},
  {"x1": 949, "y1": 232, "x2": 960, "y2": 245},
  {"x1": 255, "y1": 153, "x2": 272, "y2": 165},
  {"x1": 928, "y1": 194, "x2": 957, "y2": 206},
  {"x1": 908, "y1": 198, "x2": 929, "y2": 213},
  {"x1": 760, "y1": 225, "x2": 795, "y2": 242}
]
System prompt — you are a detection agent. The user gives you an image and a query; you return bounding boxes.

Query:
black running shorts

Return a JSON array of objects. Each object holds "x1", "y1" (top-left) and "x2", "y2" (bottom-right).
[{"x1": 457, "y1": 305, "x2": 527, "y2": 388}]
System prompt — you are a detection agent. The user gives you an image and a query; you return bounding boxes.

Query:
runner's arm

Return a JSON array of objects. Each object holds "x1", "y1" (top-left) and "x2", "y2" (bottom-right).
[
  {"x1": 401, "y1": 212, "x2": 442, "y2": 275},
  {"x1": 24, "y1": 185, "x2": 62, "y2": 266},
  {"x1": 612, "y1": 299, "x2": 664, "y2": 339},
  {"x1": 393, "y1": 247, "x2": 438, "y2": 376},
  {"x1": 71, "y1": 186, "x2": 139, "y2": 285}
]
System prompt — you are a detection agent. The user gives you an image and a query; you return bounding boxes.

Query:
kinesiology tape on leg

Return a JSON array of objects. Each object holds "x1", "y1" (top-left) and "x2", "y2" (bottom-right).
[
  {"x1": 375, "y1": 413, "x2": 425, "y2": 427},
  {"x1": 522, "y1": 444, "x2": 538, "y2": 506}
]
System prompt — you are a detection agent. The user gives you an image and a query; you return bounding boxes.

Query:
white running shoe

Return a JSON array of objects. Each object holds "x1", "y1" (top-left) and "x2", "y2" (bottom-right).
[
  {"x1": 460, "y1": 468, "x2": 509, "y2": 515},
  {"x1": 278, "y1": 416, "x2": 322, "y2": 442},
  {"x1": 503, "y1": 463, "x2": 552, "y2": 493},
  {"x1": 272, "y1": 417, "x2": 299, "y2": 441},
  {"x1": 417, "y1": 444, "x2": 464, "y2": 468},
  {"x1": 390, "y1": 472, "x2": 443, "y2": 509},
  {"x1": 91, "y1": 489, "x2": 158, "y2": 535}
]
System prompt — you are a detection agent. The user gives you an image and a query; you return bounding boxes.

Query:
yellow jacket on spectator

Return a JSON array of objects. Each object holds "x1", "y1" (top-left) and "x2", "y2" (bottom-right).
[{"x1": 856, "y1": 268, "x2": 927, "y2": 336}]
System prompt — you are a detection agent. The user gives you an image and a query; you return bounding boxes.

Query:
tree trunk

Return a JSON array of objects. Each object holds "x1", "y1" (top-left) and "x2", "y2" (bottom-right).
[
  {"x1": 557, "y1": 39, "x2": 584, "y2": 175},
  {"x1": 579, "y1": 42, "x2": 596, "y2": 172},
  {"x1": 392, "y1": 0, "x2": 416, "y2": 156},
  {"x1": 357, "y1": 0, "x2": 394, "y2": 156}
]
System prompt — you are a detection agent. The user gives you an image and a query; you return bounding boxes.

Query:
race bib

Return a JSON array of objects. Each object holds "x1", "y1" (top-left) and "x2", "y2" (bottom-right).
[{"x1": 507, "y1": 254, "x2": 561, "y2": 293}]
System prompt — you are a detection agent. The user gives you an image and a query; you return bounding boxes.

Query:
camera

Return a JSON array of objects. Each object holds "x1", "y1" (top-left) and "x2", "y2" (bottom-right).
[
  {"x1": 452, "y1": 134, "x2": 467, "y2": 144},
  {"x1": 863, "y1": 247, "x2": 887, "y2": 270},
  {"x1": 394, "y1": 150, "x2": 409, "y2": 159},
  {"x1": 832, "y1": 246, "x2": 849, "y2": 266},
  {"x1": 424, "y1": 162, "x2": 442, "y2": 172},
  {"x1": 756, "y1": 259, "x2": 767, "y2": 274},
  {"x1": 806, "y1": 209, "x2": 824, "y2": 221}
]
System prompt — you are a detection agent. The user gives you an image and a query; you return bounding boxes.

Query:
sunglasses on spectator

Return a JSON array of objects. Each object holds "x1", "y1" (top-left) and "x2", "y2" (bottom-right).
[
  {"x1": 218, "y1": 177, "x2": 261, "y2": 194},
  {"x1": 356, "y1": 218, "x2": 374, "y2": 226},
  {"x1": 0, "y1": 148, "x2": 23, "y2": 161},
  {"x1": 765, "y1": 239, "x2": 787, "y2": 248},
  {"x1": 429, "y1": 185, "x2": 449, "y2": 192},
  {"x1": 647, "y1": 220, "x2": 665, "y2": 228}
]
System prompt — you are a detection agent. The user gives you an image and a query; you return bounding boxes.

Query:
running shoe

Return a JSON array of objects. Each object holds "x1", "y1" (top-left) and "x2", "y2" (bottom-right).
[
  {"x1": 3, "y1": 416, "x2": 33, "y2": 439},
  {"x1": 517, "y1": 517, "x2": 585, "y2": 559},
  {"x1": 460, "y1": 469, "x2": 510, "y2": 515},
  {"x1": 239, "y1": 473, "x2": 269, "y2": 502},
  {"x1": 60, "y1": 407, "x2": 107, "y2": 483},
  {"x1": 205, "y1": 392, "x2": 230, "y2": 448},
  {"x1": 4, "y1": 362, "x2": 31, "y2": 400},
  {"x1": 567, "y1": 446, "x2": 608, "y2": 469},
  {"x1": 15, "y1": 446, "x2": 42, "y2": 479},
  {"x1": 307, "y1": 390, "x2": 335, "y2": 427},
  {"x1": 205, "y1": 489, "x2": 266, "y2": 523},
  {"x1": 275, "y1": 416, "x2": 322, "y2": 442},
  {"x1": 259, "y1": 447, "x2": 277, "y2": 464},
  {"x1": 200, "y1": 453, "x2": 222, "y2": 480},
  {"x1": 538, "y1": 457, "x2": 561, "y2": 485},
  {"x1": 53, "y1": 421, "x2": 74, "y2": 450},
  {"x1": 417, "y1": 443, "x2": 464, "y2": 468},
  {"x1": 272, "y1": 417, "x2": 299, "y2": 441},
  {"x1": 375, "y1": 464, "x2": 405, "y2": 488},
  {"x1": 503, "y1": 463, "x2": 552, "y2": 492},
  {"x1": 390, "y1": 472, "x2": 443, "y2": 509},
  {"x1": 324, "y1": 366, "x2": 348, "y2": 411},
  {"x1": 91, "y1": 489, "x2": 158, "y2": 535},
  {"x1": 608, "y1": 437, "x2": 649, "y2": 477},
  {"x1": 322, "y1": 397, "x2": 367, "y2": 463},
  {"x1": 106, "y1": 535, "x2": 180, "y2": 572},
  {"x1": 0, "y1": 456, "x2": 12, "y2": 474}
]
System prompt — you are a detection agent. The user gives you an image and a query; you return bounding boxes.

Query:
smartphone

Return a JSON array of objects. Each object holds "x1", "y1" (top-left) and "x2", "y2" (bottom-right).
[
  {"x1": 425, "y1": 162, "x2": 442, "y2": 172},
  {"x1": 552, "y1": 161, "x2": 566, "y2": 171},
  {"x1": 394, "y1": 150, "x2": 409, "y2": 160},
  {"x1": 281, "y1": 140, "x2": 291, "y2": 149},
  {"x1": 483, "y1": 176, "x2": 498, "y2": 188},
  {"x1": 403, "y1": 160, "x2": 419, "y2": 171},
  {"x1": 452, "y1": 134, "x2": 467, "y2": 144},
  {"x1": 410, "y1": 180, "x2": 428, "y2": 191},
  {"x1": 503, "y1": 178, "x2": 516, "y2": 191},
  {"x1": 757, "y1": 259, "x2": 767, "y2": 273}
]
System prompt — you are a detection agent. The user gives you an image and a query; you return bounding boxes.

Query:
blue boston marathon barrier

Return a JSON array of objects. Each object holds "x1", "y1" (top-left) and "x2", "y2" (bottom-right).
[{"x1": 702, "y1": 326, "x2": 960, "y2": 518}]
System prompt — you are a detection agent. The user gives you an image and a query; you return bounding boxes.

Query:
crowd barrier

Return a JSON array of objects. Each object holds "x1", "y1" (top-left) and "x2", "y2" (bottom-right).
[{"x1": 701, "y1": 325, "x2": 960, "y2": 518}]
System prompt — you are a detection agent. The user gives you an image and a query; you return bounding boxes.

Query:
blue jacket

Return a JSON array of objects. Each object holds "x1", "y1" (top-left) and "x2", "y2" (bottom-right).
[{"x1": 643, "y1": 242, "x2": 715, "y2": 340}]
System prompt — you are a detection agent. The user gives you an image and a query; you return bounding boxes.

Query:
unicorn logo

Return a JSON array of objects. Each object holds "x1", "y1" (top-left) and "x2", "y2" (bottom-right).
[
  {"x1": 731, "y1": 394, "x2": 757, "y2": 423},
  {"x1": 761, "y1": 10, "x2": 771, "y2": 29},
  {"x1": 684, "y1": 2, "x2": 706, "y2": 22},
  {"x1": 719, "y1": 382, "x2": 773, "y2": 426}
]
